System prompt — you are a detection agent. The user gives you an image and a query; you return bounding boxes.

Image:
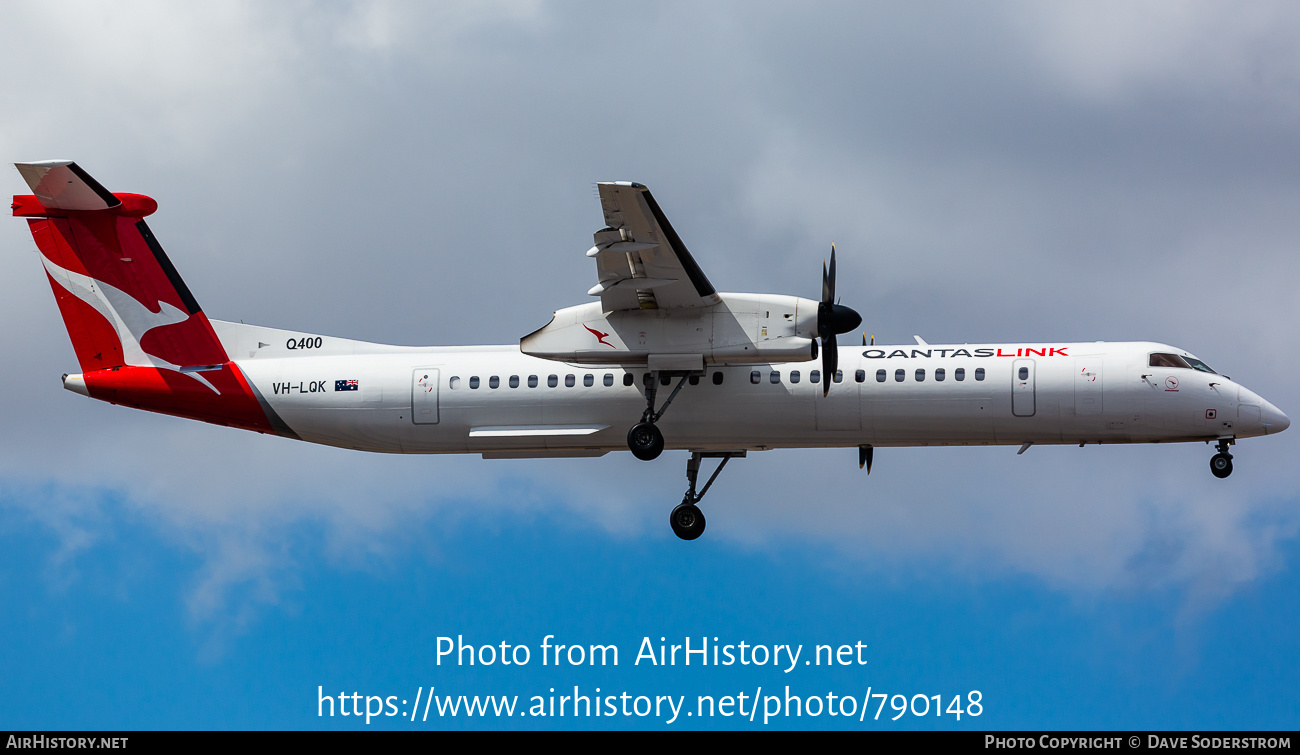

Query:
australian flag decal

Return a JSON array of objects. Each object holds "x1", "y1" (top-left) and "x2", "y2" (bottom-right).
[{"x1": 335, "y1": 379, "x2": 359, "y2": 392}]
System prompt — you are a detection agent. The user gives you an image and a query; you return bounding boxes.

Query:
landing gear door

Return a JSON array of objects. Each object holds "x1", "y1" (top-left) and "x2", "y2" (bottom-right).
[
  {"x1": 1012, "y1": 359, "x2": 1036, "y2": 417},
  {"x1": 412, "y1": 368, "x2": 440, "y2": 425}
]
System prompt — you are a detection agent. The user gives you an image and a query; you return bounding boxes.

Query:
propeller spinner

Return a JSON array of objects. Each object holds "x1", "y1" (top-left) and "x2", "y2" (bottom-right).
[{"x1": 817, "y1": 244, "x2": 862, "y2": 397}]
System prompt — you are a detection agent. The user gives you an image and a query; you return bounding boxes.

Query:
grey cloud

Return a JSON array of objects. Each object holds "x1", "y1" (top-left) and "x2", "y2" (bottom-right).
[{"x1": 2, "y1": 2, "x2": 1298, "y2": 619}]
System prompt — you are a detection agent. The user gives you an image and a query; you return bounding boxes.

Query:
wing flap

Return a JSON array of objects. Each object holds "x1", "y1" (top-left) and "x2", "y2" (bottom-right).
[{"x1": 590, "y1": 182, "x2": 719, "y2": 311}]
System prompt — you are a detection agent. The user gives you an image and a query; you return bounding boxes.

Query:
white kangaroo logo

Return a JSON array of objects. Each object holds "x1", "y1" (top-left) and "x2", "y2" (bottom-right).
[{"x1": 40, "y1": 255, "x2": 219, "y2": 393}]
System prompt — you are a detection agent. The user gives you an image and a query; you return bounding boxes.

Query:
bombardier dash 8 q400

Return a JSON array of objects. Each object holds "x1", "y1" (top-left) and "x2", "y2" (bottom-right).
[{"x1": 12, "y1": 161, "x2": 1290, "y2": 540}]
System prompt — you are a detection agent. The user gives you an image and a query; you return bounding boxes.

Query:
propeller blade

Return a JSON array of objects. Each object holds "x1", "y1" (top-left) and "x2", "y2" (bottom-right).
[
  {"x1": 815, "y1": 242, "x2": 858, "y2": 396},
  {"x1": 859, "y1": 444, "x2": 873, "y2": 473},
  {"x1": 821, "y1": 335, "x2": 838, "y2": 397},
  {"x1": 826, "y1": 244, "x2": 837, "y2": 303}
]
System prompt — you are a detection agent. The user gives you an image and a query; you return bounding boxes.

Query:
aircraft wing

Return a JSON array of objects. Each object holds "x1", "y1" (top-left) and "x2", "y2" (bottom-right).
[{"x1": 586, "y1": 182, "x2": 721, "y2": 311}]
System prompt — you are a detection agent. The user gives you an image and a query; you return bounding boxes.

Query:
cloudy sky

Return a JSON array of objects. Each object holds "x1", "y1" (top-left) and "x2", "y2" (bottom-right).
[{"x1": 3, "y1": 1, "x2": 1299, "y2": 730}]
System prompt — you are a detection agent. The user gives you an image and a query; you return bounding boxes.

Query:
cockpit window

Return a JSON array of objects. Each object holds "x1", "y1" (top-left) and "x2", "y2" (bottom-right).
[
  {"x1": 1149, "y1": 353, "x2": 1191, "y2": 369},
  {"x1": 1148, "y1": 352, "x2": 1218, "y2": 374}
]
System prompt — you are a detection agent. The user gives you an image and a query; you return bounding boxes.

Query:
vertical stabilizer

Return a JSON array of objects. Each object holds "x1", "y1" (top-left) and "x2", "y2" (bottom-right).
[
  {"x1": 14, "y1": 160, "x2": 229, "y2": 373},
  {"x1": 13, "y1": 161, "x2": 285, "y2": 435}
]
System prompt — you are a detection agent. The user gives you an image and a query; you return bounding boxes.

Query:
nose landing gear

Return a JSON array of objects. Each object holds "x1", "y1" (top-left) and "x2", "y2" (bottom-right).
[
  {"x1": 670, "y1": 450, "x2": 746, "y2": 541},
  {"x1": 1210, "y1": 438, "x2": 1234, "y2": 479}
]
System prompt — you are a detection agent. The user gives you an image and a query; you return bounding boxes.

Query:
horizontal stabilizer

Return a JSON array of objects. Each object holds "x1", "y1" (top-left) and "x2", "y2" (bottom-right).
[{"x1": 16, "y1": 160, "x2": 121, "y2": 211}]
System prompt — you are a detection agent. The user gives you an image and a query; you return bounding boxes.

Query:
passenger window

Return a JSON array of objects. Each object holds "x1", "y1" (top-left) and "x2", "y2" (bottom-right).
[
  {"x1": 470, "y1": 376, "x2": 480, "y2": 389},
  {"x1": 855, "y1": 369, "x2": 866, "y2": 383},
  {"x1": 489, "y1": 376, "x2": 500, "y2": 389},
  {"x1": 955, "y1": 368, "x2": 965, "y2": 382},
  {"x1": 689, "y1": 375, "x2": 700, "y2": 386},
  {"x1": 876, "y1": 369, "x2": 886, "y2": 382},
  {"x1": 751, "y1": 370, "x2": 762, "y2": 384},
  {"x1": 623, "y1": 373, "x2": 634, "y2": 387},
  {"x1": 915, "y1": 368, "x2": 925, "y2": 382},
  {"x1": 770, "y1": 371, "x2": 781, "y2": 384},
  {"x1": 547, "y1": 375, "x2": 558, "y2": 388},
  {"x1": 528, "y1": 375, "x2": 538, "y2": 388},
  {"x1": 449, "y1": 376, "x2": 461, "y2": 389},
  {"x1": 935, "y1": 368, "x2": 945, "y2": 382},
  {"x1": 810, "y1": 370, "x2": 821, "y2": 384},
  {"x1": 582, "y1": 374, "x2": 593, "y2": 387},
  {"x1": 565, "y1": 374, "x2": 576, "y2": 387},
  {"x1": 604, "y1": 374, "x2": 614, "y2": 387},
  {"x1": 975, "y1": 368, "x2": 985, "y2": 381},
  {"x1": 660, "y1": 374, "x2": 672, "y2": 386},
  {"x1": 509, "y1": 375, "x2": 519, "y2": 388},
  {"x1": 1018, "y1": 367, "x2": 1029, "y2": 380},
  {"x1": 894, "y1": 369, "x2": 904, "y2": 382},
  {"x1": 790, "y1": 370, "x2": 801, "y2": 384},
  {"x1": 712, "y1": 372, "x2": 724, "y2": 386},
  {"x1": 834, "y1": 370, "x2": 843, "y2": 383}
]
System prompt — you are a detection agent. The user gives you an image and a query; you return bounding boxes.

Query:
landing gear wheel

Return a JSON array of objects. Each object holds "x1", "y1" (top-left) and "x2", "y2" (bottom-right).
[
  {"x1": 670, "y1": 503, "x2": 706, "y2": 541},
  {"x1": 627, "y1": 422, "x2": 664, "y2": 461},
  {"x1": 1210, "y1": 453, "x2": 1234, "y2": 479}
]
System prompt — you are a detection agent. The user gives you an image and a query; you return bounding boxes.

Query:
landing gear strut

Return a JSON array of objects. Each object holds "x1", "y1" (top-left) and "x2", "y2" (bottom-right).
[
  {"x1": 670, "y1": 451, "x2": 745, "y2": 541},
  {"x1": 1210, "y1": 438, "x2": 1234, "y2": 479},
  {"x1": 627, "y1": 371, "x2": 694, "y2": 461}
]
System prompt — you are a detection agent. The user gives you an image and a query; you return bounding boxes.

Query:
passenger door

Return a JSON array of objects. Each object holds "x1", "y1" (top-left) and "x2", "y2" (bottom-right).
[
  {"x1": 1012, "y1": 359, "x2": 1036, "y2": 417},
  {"x1": 412, "y1": 368, "x2": 440, "y2": 425}
]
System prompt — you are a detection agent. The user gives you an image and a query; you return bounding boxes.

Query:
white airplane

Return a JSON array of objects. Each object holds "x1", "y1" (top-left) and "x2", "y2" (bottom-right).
[{"x1": 12, "y1": 161, "x2": 1290, "y2": 540}]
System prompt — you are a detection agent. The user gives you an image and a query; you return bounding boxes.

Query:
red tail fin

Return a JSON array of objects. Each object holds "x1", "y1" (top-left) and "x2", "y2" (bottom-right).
[
  {"x1": 14, "y1": 160, "x2": 229, "y2": 372},
  {"x1": 14, "y1": 161, "x2": 282, "y2": 435}
]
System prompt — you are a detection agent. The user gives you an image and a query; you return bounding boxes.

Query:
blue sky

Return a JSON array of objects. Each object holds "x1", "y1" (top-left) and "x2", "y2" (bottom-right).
[
  {"x1": 5, "y1": 476, "x2": 1299, "y2": 730},
  {"x1": 2, "y1": 1, "x2": 1300, "y2": 730}
]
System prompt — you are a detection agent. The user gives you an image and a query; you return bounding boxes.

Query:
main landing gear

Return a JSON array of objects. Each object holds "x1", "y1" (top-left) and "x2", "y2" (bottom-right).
[
  {"x1": 627, "y1": 371, "x2": 695, "y2": 461},
  {"x1": 1210, "y1": 438, "x2": 1234, "y2": 479},
  {"x1": 620, "y1": 370, "x2": 741, "y2": 541},
  {"x1": 669, "y1": 451, "x2": 746, "y2": 541}
]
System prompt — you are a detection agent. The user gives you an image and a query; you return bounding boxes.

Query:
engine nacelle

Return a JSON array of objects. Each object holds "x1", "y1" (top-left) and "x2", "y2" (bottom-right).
[{"x1": 520, "y1": 293, "x2": 821, "y2": 368}]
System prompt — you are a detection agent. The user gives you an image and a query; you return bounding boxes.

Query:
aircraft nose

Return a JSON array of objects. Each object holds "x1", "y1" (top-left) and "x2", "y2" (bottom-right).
[{"x1": 1262, "y1": 400, "x2": 1290, "y2": 435}]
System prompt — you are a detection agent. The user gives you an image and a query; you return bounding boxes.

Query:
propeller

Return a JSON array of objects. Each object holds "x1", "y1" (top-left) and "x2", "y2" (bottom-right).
[{"x1": 817, "y1": 244, "x2": 862, "y2": 396}]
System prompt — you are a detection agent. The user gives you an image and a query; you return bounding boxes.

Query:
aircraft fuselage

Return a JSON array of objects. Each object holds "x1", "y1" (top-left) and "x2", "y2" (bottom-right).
[{"x1": 103, "y1": 323, "x2": 1280, "y2": 458}]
